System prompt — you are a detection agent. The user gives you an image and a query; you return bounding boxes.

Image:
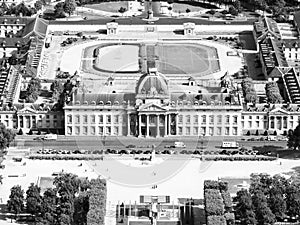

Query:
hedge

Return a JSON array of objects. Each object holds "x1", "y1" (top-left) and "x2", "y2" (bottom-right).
[
  {"x1": 28, "y1": 155, "x2": 104, "y2": 160},
  {"x1": 87, "y1": 178, "x2": 107, "y2": 225},
  {"x1": 207, "y1": 215, "x2": 226, "y2": 225},
  {"x1": 204, "y1": 180, "x2": 219, "y2": 190},
  {"x1": 221, "y1": 191, "x2": 233, "y2": 209},
  {"x1": 204, "y1": 189, "x2": 225, "y2": 216},
  {"x1": 224, "y1": 212, "x2": 235, "y2": 223}
]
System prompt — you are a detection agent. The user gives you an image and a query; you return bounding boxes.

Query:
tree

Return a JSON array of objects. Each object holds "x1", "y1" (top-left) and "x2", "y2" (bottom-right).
[
  {"x1": 286, "y1": 183, "x2": 300, "y2": 218},
  {"x1": 186, "y1": 8, "x2": 191, "y2": 14},
  {"x1": 73, "y1": 193, "x2": 89, "y2": 225},
  {"x1": 265, "y1": 82, "x2": 283, "y2": 104},
  {"x1": 252, "y1": 190, "x2": 275, "y2": 225},
  {"x1": 7, "y1": 185, "x2": 25, "y2": 219},
  {"x1": 229, "y1": 6, "x2": 238, "y2": 16},
  {"x1": 0, "y1": 123, "x2": 15, "y2": 151},
  {"x1": 51, "y1": 80, "x2": 64, "y2": 102},
  {"x1": 233, "y1": 0, "x2": 242, "y2": 12},
  {"x1": 287, "y1": 124, "x2": 300, "y2": 150},
  {"x1": 63, "y1": 0, "x2": 76, "y2": 16},
  {"x1": 118, "y1": 6, "x2": 126, "y2": 15},
  {"x1": 54, "y1": 2, "x2": 66, "y2": 18},
  {"x1": 40, "y1": 188, "x2": 57, "y2": 224},
  {"x1": 234, "y1": 190, "x2": 257, "y2": 225},
  {"x1": 241, "y1": 78, "x2": 257, "y2": 104},
  {"x1": 26, "y1": 77, "x2": 41, "y2": 103},
  {"x1": 34, "y1": 0, "x2": 43, "y2": 11},
  {"x1": 26, "y1": 183, "x2": 42, "y2": 217}
]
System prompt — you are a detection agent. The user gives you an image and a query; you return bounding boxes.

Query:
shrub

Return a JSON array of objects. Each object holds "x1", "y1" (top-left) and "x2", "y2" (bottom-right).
[
  {"x1": 255, "y1": 130, "x2": 259, "y2": 136},
  {"x1": 264, "y1": 130, "x2": 268, "y2": 136},
  {"x1": 207, "y1": 215, "x2": 226, "y2": 225},
  {"x1": 246, "y1": 131, "x2": 251, "y2": 136},
  {"x1": 204, "y1": 180, "x2": 219, "y2": 190},
  {"x1": 18, "y1": 129, "x2": 23, "y2": 135},
  {"x1": 204, "y1": 189, "x2": 225, "y2": 216},
  {"x1": 28, "y1": 129, "x2": 33, "y2": 135},
  {"x1": 224, "y1": 212, "x2": 235, "y2": 224},
  {"x1": 221, "y1": 191, "x2": 232, "y2": 209},
  {"x1": 218, "y1": 182, "x2": 228, "y2": 192}
]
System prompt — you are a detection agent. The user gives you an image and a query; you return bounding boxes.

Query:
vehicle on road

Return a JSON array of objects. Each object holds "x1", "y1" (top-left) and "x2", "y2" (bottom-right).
[
  {"x1": 173, "y1": 142, "x2": 186, "y2": 148},
  {"x1": 267, "y1": 136, "x2": 277, "y2": 141},
  {"x1": 221, "y1": 140, "x2": 239, "y2": 149},
  {"x1": 43, "y1": 134, "x2": 57, "y2": 141}
]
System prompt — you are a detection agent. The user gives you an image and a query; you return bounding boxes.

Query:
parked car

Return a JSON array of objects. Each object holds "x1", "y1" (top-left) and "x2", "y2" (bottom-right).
[{"x1": 126, "y1": 144, "x2": 136, "y2": 148}]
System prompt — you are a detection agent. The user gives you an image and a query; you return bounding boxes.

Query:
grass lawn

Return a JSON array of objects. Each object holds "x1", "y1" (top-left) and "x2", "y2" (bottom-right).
[
  {"x1": 84, "y1": 1, "x2": 128, "y2": 13},
  {"x1": 172, "y1": 2, "x2": 206, "y2": 13},
  {"x1": 157, "y1": 44, "x2": 219, "y2": 75}
]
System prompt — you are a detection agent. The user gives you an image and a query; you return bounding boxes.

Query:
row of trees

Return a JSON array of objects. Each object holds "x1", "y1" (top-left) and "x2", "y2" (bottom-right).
[
  {"x1": 204, "y1": 180, "x2": 234, "y2": 225},
  {"x1": 241, "y1": 78, "x2": 258, "y2": 104},
  {"x1": 235, "y1": 173, "x2": 300, "y2": 224},
  {"x1": 54, "y1": 0, "x2": 77, "y2": 18},
  {"x1": 25, "y1": 77, "x2": 42, "y2": 103},
  {"x1": 265, "y1": 82, "x2": 283, "y2": 104},
  {"x1": 6, "y1": 173, "x2": 106, "y2": 225},
  {"x1": 0, "y1": 1, "x2": 42, "y2": 17}
]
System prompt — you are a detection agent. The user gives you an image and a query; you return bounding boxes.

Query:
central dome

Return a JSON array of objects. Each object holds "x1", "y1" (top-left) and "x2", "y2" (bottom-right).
[{"x1": 136, "y1": 68, "x2": 169, "y2": 98}]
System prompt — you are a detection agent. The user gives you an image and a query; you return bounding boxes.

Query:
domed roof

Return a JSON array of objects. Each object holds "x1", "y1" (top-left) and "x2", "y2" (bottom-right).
[{"x1": 136, "y1": 69, "x2": 169, "y2": 98}]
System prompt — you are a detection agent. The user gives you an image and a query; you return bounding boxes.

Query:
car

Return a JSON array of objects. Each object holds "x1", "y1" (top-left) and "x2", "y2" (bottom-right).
[
  {"x1": 33, "y1": 137, "x2": 43, "y2": 141},
  {"x1": 144, "y1": 150, "x2": 152, "y2": 154},
  {"x1": 193, "y1": 150, "x2": 201, "y2": 155},
  {"x1": 248, "y1": 138, "x2": 255, "y2": 141},
  {"x1": 126, "y1": 144, "x2": 136, "y2": 148},
  {"x1": 164, "y1": 145, "x2": 171, "y2": 148},
  {"x1": 119, "y1": 150, "x2": 129, "y2": 154},
  {"x1": 162, "y1": 150, "x2": 171, "y2": 154},
  {"x1": 63, "y1": 31, "x2": 70, "y2": 35}
]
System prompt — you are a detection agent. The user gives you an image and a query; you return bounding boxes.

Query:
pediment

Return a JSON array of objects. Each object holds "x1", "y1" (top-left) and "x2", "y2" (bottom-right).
[
  {"x1": 18, "y1": 107, "x2": 36, "y2": 114},
  {"x1": 138, "y1": 103, "x2": 167, "y2": 112},
  {"x1": 269, "y1": 107, "x2": 288, "y2": 115}
]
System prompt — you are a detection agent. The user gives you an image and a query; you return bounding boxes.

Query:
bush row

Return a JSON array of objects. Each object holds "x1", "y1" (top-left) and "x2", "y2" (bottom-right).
[
  {"x1": 221, "y1": 191, "x2": 233, "y2": 209},
  {"x1": 29, "y1": 155, "x2": 104, "y2": 160},
  {"x1": 201, "y1": 156, "x2": 276, "y2": 161},
  {"x1": 207, "y1": 215, "x2": 226, "y2": 225}
]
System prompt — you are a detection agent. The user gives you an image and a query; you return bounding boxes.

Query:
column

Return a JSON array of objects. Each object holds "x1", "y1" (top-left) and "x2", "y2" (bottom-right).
[
  {"x1": 138, "y1": 114, "x2": 142, "y2": 137},
  {"x1": 164, "y1": 114, "x2": 168, "y2": 137},
  {"x1": 17, "y1": 115, "x2": 20, "y2": 129},
  {"x1": 281, "y1": 116, "x2": 284, "y2": 131},
  {"x1": 168, "y1": 114, "x2": 171, "y2": 135},
  {"x1": 175, "y1": 114, "x2": 179, "y2": 135},
  {"x1": 146, "y1": 114, "x2": 149, "y2": 137},
  {"x1": 30, "y1": 115, "x2": 33, "y2": 128},
  {"x1": 156, "y1": 114, "x2": 159, "y2": 137},
  {"x1": 127, "y1": 113, "x2": 130, "y2": 136}
]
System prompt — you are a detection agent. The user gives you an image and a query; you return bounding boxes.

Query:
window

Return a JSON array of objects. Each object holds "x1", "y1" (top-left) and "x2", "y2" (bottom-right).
[
  {"x1": 241, "y1": 116, "x2": 244, "y2": 120},
  {"x1": 91, "y1": 115, "x2": 95, "y2": 124},
  {"x1": 233, "y1": 116, "x2": 237, "y2": 125},
  {"x1": 209, "y1": 115, "x2": 214, "y2": 124},
  {"x1": 107, "y1": 115, "x2": 111, "y2": 124},
  {"x1": 75, "y1": 115, "x2": 80, "y2": 124},
  {"x1": 248, "y1": 121, "x2": 252, "y2": 128},
  {"x1": 83, "y1": 126, "x2": 88, "y2": 135},
  {"x1": 186, "y1": 127, "x2": 190, "y2": 135},
  {"x1": 225, "y1": 116, "x2": 230, "y2": 124},
  {"x1": 106, "y1": 126, "x2": 111, "y2": 135},
  {"x1": 193, "y1": 127, "x2": 198, "y2": 135},
  {"x1": 194, "y1": 115, "x2": 198, "y2": 124},
  {"x1": 217, "y1": 127, "x2": 222, "y2": 135},
  {"x1": 186, "y1": 115, "x2": 191, "y2": 124},
  {"x1": 249, "y1": 116, "x2": 252, "y2": 120},
  {"x1": 201, "y1": 115, "x2": 206, "y2": 124},
  {"x1": 233, "y1": 127, "x2": 237, "y2": 135},
  {"x1": 201, "y1": 127, "x2": 206, "y2": 135},
  {"x1": 67, "y1": 126, "x2": 72, "y2": 135},
  {"x1": 256, "y1": 121, "x2": 259, "y2": 128},
  {"x1": 178, "y1": 127, "x2": 183, "y2": 135},
  {"x1": 99, "y1": 126, "x2": 103, "y2": 135},
  {"x1": 217, "y1": 115, "x2": 222, "y2": 124},
  {"x1": 225, "y1": 127, "x2": 230, "y2": 135},
  {"x1": 114, "y1": 115, "x2": 119, "y2": 123},
  {"x1": 54, "y1": 115, "x2": 57, "y2": 119},
  {"x1": 209, "y1": 127, "x2": 214, "y2": 135},
  {"x1": 98, "y1": 115, "x2": 103, "y2": 124},
  {"x1": 114, "y1": 127, "x2": 119, "y2": 135},
  {"x1": 256, "y1": 116, "x2": 259, "y2": 120},
  {"x1": 91, "y1": 126, "x2": 95, "y2": 135},
  {"x1": 83, "y1": 115, "x2": 88, "y2": 124},
  {"x1": 75, "y1": 126, "x2": 80, "y2": 135},
  {"x1": 178, "y1": 115, "x2": 183, "y2": 123},
  {"x1": 241, "y1": 121, "x2": 245, "y2": 128},
  {"x1": 67, "y1": 115, "x2": 72, "y2": 124}
]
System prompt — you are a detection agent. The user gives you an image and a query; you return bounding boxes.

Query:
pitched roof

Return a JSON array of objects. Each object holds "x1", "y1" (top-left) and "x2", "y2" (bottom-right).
[
  {"x1": 294, "y1": 11, "x2": 300, "y2": 29},
  {"x1": 22, "y1": 17, "x2": 49, "y2": 39},
  {"x1": 254, "y1": 16, "x2": 281, "y2": 41}
]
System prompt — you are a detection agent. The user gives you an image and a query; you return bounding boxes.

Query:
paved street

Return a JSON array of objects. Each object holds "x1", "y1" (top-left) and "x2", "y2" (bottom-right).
[{"x1": 14, "y1": 136, "x2": 288, "y2": 152}]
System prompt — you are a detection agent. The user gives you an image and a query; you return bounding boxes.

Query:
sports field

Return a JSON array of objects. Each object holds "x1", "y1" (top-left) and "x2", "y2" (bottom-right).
[
  {"x1": 94, "y1": 45, "x2": 139, "y2": 72},
  {"x1": 157, "y1": 43, "x2": 219, "y2": 75}
]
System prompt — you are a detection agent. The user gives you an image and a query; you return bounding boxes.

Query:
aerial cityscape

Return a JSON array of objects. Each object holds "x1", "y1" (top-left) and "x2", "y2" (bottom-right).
[{"x1": 0, "y1": 0, "x2": 300, "y2": 224}]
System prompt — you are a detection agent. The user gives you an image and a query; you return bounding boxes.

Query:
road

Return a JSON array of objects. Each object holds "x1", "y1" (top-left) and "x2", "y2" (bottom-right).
[{"x1": 15, "y1": 136, "x2": 288, "y2": 152}]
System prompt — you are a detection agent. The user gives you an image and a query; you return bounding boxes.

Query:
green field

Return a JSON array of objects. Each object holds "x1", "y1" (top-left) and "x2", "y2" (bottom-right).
[
  {"x1": 84, "y1": 1, "x2": 128, "y2": 12},
  {"x1": 157, "y1": 43, "x2": 219, "y2": 75}
]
